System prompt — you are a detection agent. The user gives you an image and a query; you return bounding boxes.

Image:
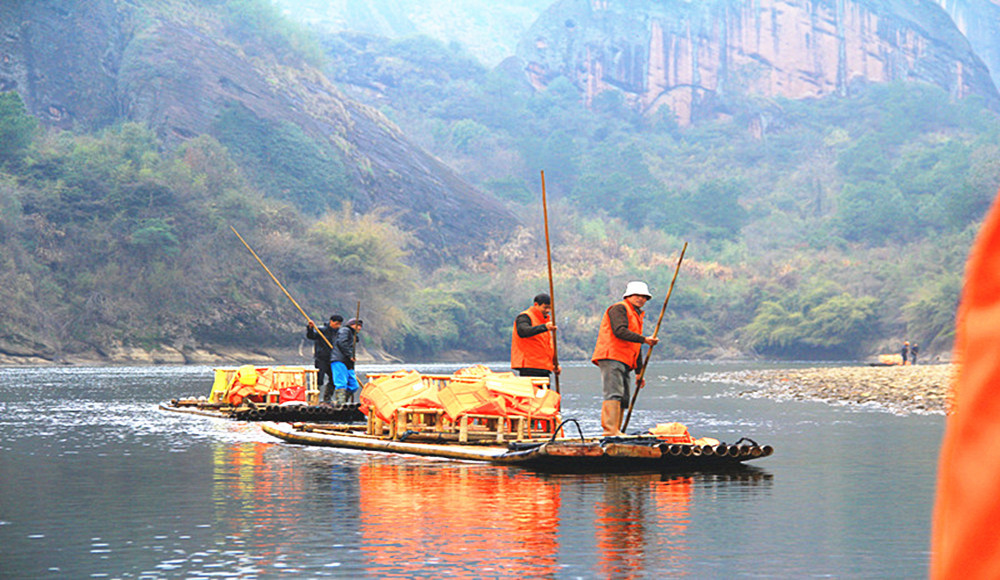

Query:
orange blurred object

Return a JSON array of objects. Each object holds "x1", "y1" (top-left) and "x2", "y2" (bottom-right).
[{"x1": 931, "y1": 189, "x2": 1000, "y2": 579}]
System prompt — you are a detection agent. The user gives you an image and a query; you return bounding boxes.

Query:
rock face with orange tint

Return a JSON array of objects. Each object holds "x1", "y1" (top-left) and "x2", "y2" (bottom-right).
[{"x1": 516, "y1": 0, "x2": 1000, "y2": 124}]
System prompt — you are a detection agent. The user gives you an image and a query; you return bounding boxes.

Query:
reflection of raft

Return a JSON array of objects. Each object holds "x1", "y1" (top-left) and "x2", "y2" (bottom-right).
[{"x1": 261, "y1": 421, "x2": 773, "y2": 473}]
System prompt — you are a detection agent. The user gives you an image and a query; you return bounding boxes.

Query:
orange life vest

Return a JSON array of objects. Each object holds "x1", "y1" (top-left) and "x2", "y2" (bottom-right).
[
  {"x1": 510, "y1": 305, "x2": 554, "y2": 371},
  {"x1": 591, "y1": 300, "x2": 644, "y2": 369},
  {"x1": 931, "y1": 189, "x2": 1000, "y2": 579}
]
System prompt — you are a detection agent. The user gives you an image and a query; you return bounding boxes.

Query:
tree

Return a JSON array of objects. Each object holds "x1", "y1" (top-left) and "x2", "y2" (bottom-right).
[
  {"x1": 741, "y1": 281, "x2": 879, "y2": 358},
  {"x1": 0, "y1": 92, "x2": 39, "y2": 166}
]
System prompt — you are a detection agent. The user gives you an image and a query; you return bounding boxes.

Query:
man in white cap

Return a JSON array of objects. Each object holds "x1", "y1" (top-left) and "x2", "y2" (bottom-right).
[{"x1": 591, "y1": 281, "x2": 659, "y2": 436}]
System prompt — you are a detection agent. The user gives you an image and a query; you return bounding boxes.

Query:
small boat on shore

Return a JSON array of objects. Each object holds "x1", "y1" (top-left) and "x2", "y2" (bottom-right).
[{"x1": 261, "y1": 420, "x2": 773, "y2": 473}]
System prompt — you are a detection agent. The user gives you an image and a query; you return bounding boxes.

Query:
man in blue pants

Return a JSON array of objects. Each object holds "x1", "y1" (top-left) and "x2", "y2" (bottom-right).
[{"x1": 331, "y1": 318, "x2": 363, "y2": 405}]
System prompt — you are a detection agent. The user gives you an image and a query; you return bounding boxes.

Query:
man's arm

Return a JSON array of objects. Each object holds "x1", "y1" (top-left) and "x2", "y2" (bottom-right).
[
  {"x1": 607, "y1": 304, "x2": 645, "y2": 342},
  {"x1": 516, "y1": 313, "x2": 549, "y2": 338}
]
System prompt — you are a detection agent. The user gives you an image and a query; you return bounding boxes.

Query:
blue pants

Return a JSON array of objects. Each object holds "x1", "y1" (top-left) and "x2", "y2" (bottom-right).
[{"x1": 331, "y1": 361, "x2": 360, "y2": 393}]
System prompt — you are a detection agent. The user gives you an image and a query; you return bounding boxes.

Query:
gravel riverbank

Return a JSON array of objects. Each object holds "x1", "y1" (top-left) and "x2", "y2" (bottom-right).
[{"x1": 695, "y1": 364, "x2": 956, "y2": 414}]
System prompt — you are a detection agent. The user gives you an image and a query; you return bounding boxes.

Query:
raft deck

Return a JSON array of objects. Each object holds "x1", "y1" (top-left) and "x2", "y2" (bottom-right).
[
  {"x1": 161, "y1": 399, "x2": 366, "y2": 422},
  {"x1": 261, "y1": 421, "x2": 773, "y2": 473}
]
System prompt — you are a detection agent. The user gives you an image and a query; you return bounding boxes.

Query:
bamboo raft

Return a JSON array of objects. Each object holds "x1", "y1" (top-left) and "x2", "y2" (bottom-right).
[
  {"x1": 261, "y1": 421, "x2": 774, "y2": 473},
  {"x1": 161, "y1": 398, "x2": 366, "y2": 422}
]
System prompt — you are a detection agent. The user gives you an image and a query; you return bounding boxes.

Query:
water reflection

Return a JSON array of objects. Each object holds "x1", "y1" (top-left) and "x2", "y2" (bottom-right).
[
  {"x1": 351, "y1": 455, "x2": 772, "y2": 577},
  {"x1": 595, "y1": 474, "x2": 692, "y2": 577},
  {"x1": 358, "y1": 461, "x2": 562, "y2": 577},
  {"x1": 2, "y1": 363, "x2": 938, "y2": 577}
]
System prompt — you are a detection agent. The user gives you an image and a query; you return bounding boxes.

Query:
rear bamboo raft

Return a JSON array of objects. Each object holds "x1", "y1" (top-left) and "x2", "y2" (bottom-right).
[
  {"x1": 260, "y1": 365, "x2": 774, "y2": 473},
  {"x1": 161, "y1": 364, "x2": 365, "y2": 422}
]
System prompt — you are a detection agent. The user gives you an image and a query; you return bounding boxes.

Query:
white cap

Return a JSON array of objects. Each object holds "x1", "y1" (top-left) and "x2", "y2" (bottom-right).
[{"x1": 622, "y1": 281, "x2": 652, "y2": 299}]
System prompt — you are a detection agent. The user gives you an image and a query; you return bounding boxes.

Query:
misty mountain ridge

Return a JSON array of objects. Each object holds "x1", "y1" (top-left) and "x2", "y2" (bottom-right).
[{"x1": 0, "y1": 0, "x2": 998, "y2": 364}]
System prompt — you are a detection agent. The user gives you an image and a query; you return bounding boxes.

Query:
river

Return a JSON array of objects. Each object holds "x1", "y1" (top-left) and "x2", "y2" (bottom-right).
[{"x1": 0, "y1": 361, "x2": 942, "y2": 578}]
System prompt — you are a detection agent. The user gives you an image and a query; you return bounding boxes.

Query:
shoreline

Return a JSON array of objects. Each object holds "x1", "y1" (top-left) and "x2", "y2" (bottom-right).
[{"x1": 697, "y1": 364, "x2": 955, "y2": 414}]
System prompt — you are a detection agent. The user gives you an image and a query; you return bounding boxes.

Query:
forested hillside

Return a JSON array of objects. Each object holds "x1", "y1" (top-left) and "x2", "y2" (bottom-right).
[
  {"x1": 1, "y1": 0, "x2": 998, "y2": 364},
  {"x1": 320, "y1": 9, "x2": 1000, "y2": 361}
]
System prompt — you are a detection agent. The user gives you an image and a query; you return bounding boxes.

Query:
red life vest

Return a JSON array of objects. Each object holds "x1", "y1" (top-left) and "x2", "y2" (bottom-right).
[
  {"x1": 591, "y1": 300, "x2": 644, "y2": 369},
  {"x1": 510, "y1": 305, "x2": 554, "y2": 371}
]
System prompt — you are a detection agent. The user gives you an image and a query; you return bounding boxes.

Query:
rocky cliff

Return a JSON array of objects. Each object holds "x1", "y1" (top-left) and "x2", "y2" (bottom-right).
[
  {"x1": 0, "y1": 0, "x2": 516, "y2": 266},
  {"x1": 929, "y1": 0, "x2": 1000, "y2": 93},
  {"x1": 516, "y1": 0, "x2": 1000, "y2": 125}
]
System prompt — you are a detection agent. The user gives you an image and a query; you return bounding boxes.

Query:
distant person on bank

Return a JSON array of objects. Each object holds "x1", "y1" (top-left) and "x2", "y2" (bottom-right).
[
  {"x1": 902, "y1": 341, "x2": 910, "y2": 365},
  {"x1": 510, "y1": 293, "x2": 561, "y2": 380},
  {"x1": 911, "y1": 343, "x2": 919, "y2": 365},
  {"x1": 331, "y1": 318, "x2": 363, "y2": 405},
  {"x1": 306, "y1": 314, "x2": 342, "y2": 402},
  {"x1": 592, "y1": 281, "x2": 659, "y2": 436}
]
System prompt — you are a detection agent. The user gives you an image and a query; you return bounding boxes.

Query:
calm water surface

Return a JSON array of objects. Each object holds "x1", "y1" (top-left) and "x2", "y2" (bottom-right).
[{"x1": 0, "y1": 361, "x2": 943, "y2": 578}]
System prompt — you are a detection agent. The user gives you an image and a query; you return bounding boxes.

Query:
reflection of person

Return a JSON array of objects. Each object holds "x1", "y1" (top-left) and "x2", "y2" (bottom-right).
[
  {"x1": 910, "y1": 343, "x2": 919, "y2": 365},
  {"x1": 901, "y1": 341, "x2": 910, "y2": 365},
  {"x1": 331, "y1": 318, "x2": 363, "y2": 405},
  {"x1": 511, "y1": 293, "x2": 560, "y2": 379},
  {"x1": 931, "y1": 191, "x2": 1000, "y2": 577},
  {"x1": 306, "y1": 315, "x2": 342, "y2": 402},
  {"x1": 591, "y1": 281, "x2": 659, "y2": 436}
]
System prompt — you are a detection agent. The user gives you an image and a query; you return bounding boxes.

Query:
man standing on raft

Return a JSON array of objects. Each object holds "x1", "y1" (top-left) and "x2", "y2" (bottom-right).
[
  {"x1": 592, "y1": 281, "x2": 659, "y2": 436},
  {"x1": 306, "y1": 314, "x2": 342, "y2": 403},
  {"x1": 510, "y1": 293, "x2": 560, "y2": 380},
  {"x1": 331, "y1": 318, "x2": 363, "y2": 405}
]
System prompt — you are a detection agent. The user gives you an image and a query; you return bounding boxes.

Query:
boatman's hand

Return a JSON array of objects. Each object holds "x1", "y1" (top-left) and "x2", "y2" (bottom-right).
[
  {"x1": 555, "y1": 365, "x2": 562, "y2": 375},
  {"x1": 307, "y1": 320, "x2": 315, "y2": 329},
  {"x1": 637, "y1": 376, "x2": 646, "y2": 389},
  {"x1": 644, "y1": 336, "x2": 659, "y2": 346},
  {"x1": 545, "y1": 321, "x2": 557, "y2": 331}
]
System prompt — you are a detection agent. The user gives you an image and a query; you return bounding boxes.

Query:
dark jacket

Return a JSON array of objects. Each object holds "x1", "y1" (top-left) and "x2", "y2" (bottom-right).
[
  {"x1": 306, "y1": 324, "x2": 337, "y2": 362},
  {"x1": 332, "y1": 326, "x2": 357, "y2": 369}
]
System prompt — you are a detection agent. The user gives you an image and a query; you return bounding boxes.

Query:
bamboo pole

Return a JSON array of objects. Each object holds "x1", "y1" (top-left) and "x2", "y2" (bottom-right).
[
  {"x1": 540, "y1": 170, "x2": 560, "y2": 394},
  {"x1": 230, "y1": 225, "x2": 333, "y2": 350},
  {"x1": 352, "y1": 299, "x2": 361, "y2": 358},
  {"x1": 621, "y1": 242, "x2": 688, "y2": 432}
]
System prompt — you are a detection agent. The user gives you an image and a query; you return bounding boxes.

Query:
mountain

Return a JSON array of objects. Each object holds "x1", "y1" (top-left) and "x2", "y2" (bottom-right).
[
  {"x1": 270, "y1": 0, "x2": 551, "y2": 66},
  {"x1": 513, "y1": 0, "x2": 1000, "y2": 125},
  {"x1": 0, "y1": 0, "x2": 516, "y2": 267},
  {"x1": 1, "y1": 0, "x2": 997, "y2": 364},
  {"x1": 928, "y1": 0, "x2": 1000, "y2": 92}
]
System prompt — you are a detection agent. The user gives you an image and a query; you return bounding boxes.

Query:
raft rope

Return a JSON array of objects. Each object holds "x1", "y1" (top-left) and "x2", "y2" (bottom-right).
[
  {"x1": 506, "y1": 417, "x2": 586, "y2": 452},
  {"x1": 552, "y1": 418, "x2": 586, "y2": 444}
]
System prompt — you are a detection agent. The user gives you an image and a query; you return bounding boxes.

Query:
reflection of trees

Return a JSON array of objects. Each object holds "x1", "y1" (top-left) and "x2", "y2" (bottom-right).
[{"x1": 358, "y1": 461, "x2": 561, "y2": 577}]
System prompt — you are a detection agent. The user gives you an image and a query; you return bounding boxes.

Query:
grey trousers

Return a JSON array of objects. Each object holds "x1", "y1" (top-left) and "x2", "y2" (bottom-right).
[{"x1": 597, "y1": 359, "x2": 631, "y2": 403}]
